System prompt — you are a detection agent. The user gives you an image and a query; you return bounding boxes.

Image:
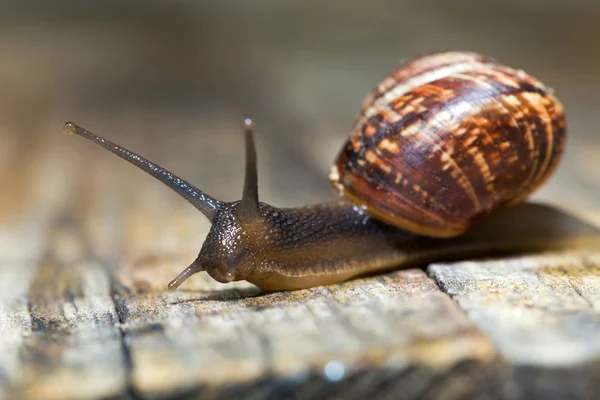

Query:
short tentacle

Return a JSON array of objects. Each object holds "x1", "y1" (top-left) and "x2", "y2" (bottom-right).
[{"x1": 167, "y1": 257, "x2": 205, "y2": 290}]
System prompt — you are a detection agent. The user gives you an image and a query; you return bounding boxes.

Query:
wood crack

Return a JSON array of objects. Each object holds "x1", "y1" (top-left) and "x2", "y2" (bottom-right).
[
  {"x1": 107, "y1": 267, "x2": 142, "y2": 400},
  {"x1": 560, "y1": 267, "x2": 594, "y2": 309}
]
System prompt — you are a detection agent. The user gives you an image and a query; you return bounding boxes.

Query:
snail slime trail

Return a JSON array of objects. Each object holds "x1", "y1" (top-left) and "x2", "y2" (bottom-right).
[{"x1": 64, "y1": 51, "x2": 568, "y2": 292}]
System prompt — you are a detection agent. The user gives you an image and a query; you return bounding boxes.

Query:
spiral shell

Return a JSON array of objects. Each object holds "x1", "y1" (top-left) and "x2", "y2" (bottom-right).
[{"x1": 329, "y1": 51, "x2": 566, "y2": 238}]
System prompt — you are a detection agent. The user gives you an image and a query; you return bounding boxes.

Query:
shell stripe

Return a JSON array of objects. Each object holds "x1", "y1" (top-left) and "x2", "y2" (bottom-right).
[
  {"x1": 474, "y1": 69, "x2": 553, "y2": 195},
  {"x1": 364, "y1": 171, "x2": 451, "y2": 225},
  {"x1": 334, "y1": 146, "x2": 462, "y2": 231},
  {"x1": 379, "y1": 74, "x2": 535, "y2": 210},
  {"x1": 369, "y1": 99, "x2": 486, "y2": 212},
  {"x1": 504, "y1": 93, "x2": 541, "y2": 197},
  {"x1": 363, "y1": 61, "x2": 493, "y2": 120},
  {"x1": 354, "y1": 149, "x2": 452, "y2": 223},
  {"x1": 447, "y1": 72, "x2": 533, "y2": 202},
  {"x1": 521, "y1": 92, "x2": 555, "y2": 191},
  {"x1": 340, "y1": 141, "x2": 459, "y2": 225},
  {"x1": 362, "y1": 51, "x2": 497, "y2": 113},
  {"x1": 369, "y1": 148, "x2": 459, "y2": 217}
]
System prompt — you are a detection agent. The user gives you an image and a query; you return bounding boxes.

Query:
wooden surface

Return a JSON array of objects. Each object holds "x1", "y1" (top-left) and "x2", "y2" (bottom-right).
[
  {"x1": 2, "y1": 2, "x2": 600, "y2": 399},
  {"x1": 3, "y1": 221, "x2": 600, "y2": 399},
  {"x1": 2, "y1": 146, "x2": 600, "y2": 400}
]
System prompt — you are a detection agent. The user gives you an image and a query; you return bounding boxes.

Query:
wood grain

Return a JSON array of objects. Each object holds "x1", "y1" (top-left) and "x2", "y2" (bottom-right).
[
  {"x1": 1, "y1": 104, "x2": 600, "y2": 400},
  {"x1": 429, "y1": 253, "x2": 600, "y2": 399}
]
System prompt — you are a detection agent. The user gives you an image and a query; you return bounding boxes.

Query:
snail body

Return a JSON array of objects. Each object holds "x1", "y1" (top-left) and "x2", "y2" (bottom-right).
[{"x1": 65, "y1": 51, "x2": 569, "y2": 291}]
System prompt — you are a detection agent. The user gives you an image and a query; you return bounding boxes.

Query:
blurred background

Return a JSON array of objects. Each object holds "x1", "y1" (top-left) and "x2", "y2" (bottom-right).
[{"x1": 1, "y1": 0, "x2": 600, "y2": 265}]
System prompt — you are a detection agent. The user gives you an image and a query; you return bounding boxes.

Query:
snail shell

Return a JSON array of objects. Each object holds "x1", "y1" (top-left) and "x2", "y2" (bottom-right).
[{"x1": 329, "y1": 51, "x2": 567, "y2": 238}]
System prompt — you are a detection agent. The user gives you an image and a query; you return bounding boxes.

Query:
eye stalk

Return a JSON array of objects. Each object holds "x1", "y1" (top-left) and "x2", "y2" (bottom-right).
[
  {"x1": 237, "y1": 118, "x2": 260, "y2": 222},
  {"x1": 63, "y1": 121, "x2": 223, "y2": 220}
]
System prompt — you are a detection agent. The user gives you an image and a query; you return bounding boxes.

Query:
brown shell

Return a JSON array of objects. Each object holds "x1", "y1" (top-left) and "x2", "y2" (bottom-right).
[{"x1": 329, "y1": 51, "x2": 567, "y2": 238}]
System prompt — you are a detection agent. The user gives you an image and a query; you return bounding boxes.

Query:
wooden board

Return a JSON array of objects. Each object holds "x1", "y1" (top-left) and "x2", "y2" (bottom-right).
[
  {"x1": 3, "y1": 111, "x2": 600, "y2": 400},
  {"x1": 3, "y1": 201, "x2": 600, "y2": 399},
  {"x1": 429, "y1": 253, "x2": 600, "y2": 400}
]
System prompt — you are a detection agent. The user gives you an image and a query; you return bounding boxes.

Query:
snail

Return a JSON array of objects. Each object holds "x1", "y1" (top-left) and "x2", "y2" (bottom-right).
[{"x1": 65, "y1": 50, "x2": 589, "y2": 292}]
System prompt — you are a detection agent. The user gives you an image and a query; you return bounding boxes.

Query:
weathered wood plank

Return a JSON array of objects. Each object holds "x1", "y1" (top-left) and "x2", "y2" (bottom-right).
[
  {"x1": 0, "y1": 216, "x2": 128, "y2": 400},
  {"x1": 114, "y1": 269, "x2": 499, "y2": 399},
  {"x1": 3, "y1": 142, "x2": 600, "y2": 399},
  {"x1": 428, "y1": 252, "x2": 600, "y2": 399}
]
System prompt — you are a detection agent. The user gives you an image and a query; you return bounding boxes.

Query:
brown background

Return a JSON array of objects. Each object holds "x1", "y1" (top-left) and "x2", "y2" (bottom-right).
[{"x1": 1, "y1": 1, "x2": 600, "y2": 231}]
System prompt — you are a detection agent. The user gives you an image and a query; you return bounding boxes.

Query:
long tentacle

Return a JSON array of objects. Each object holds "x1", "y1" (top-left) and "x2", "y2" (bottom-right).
[{"x1": 64, "y1": 122, "x2": 223, "y2": 220}]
